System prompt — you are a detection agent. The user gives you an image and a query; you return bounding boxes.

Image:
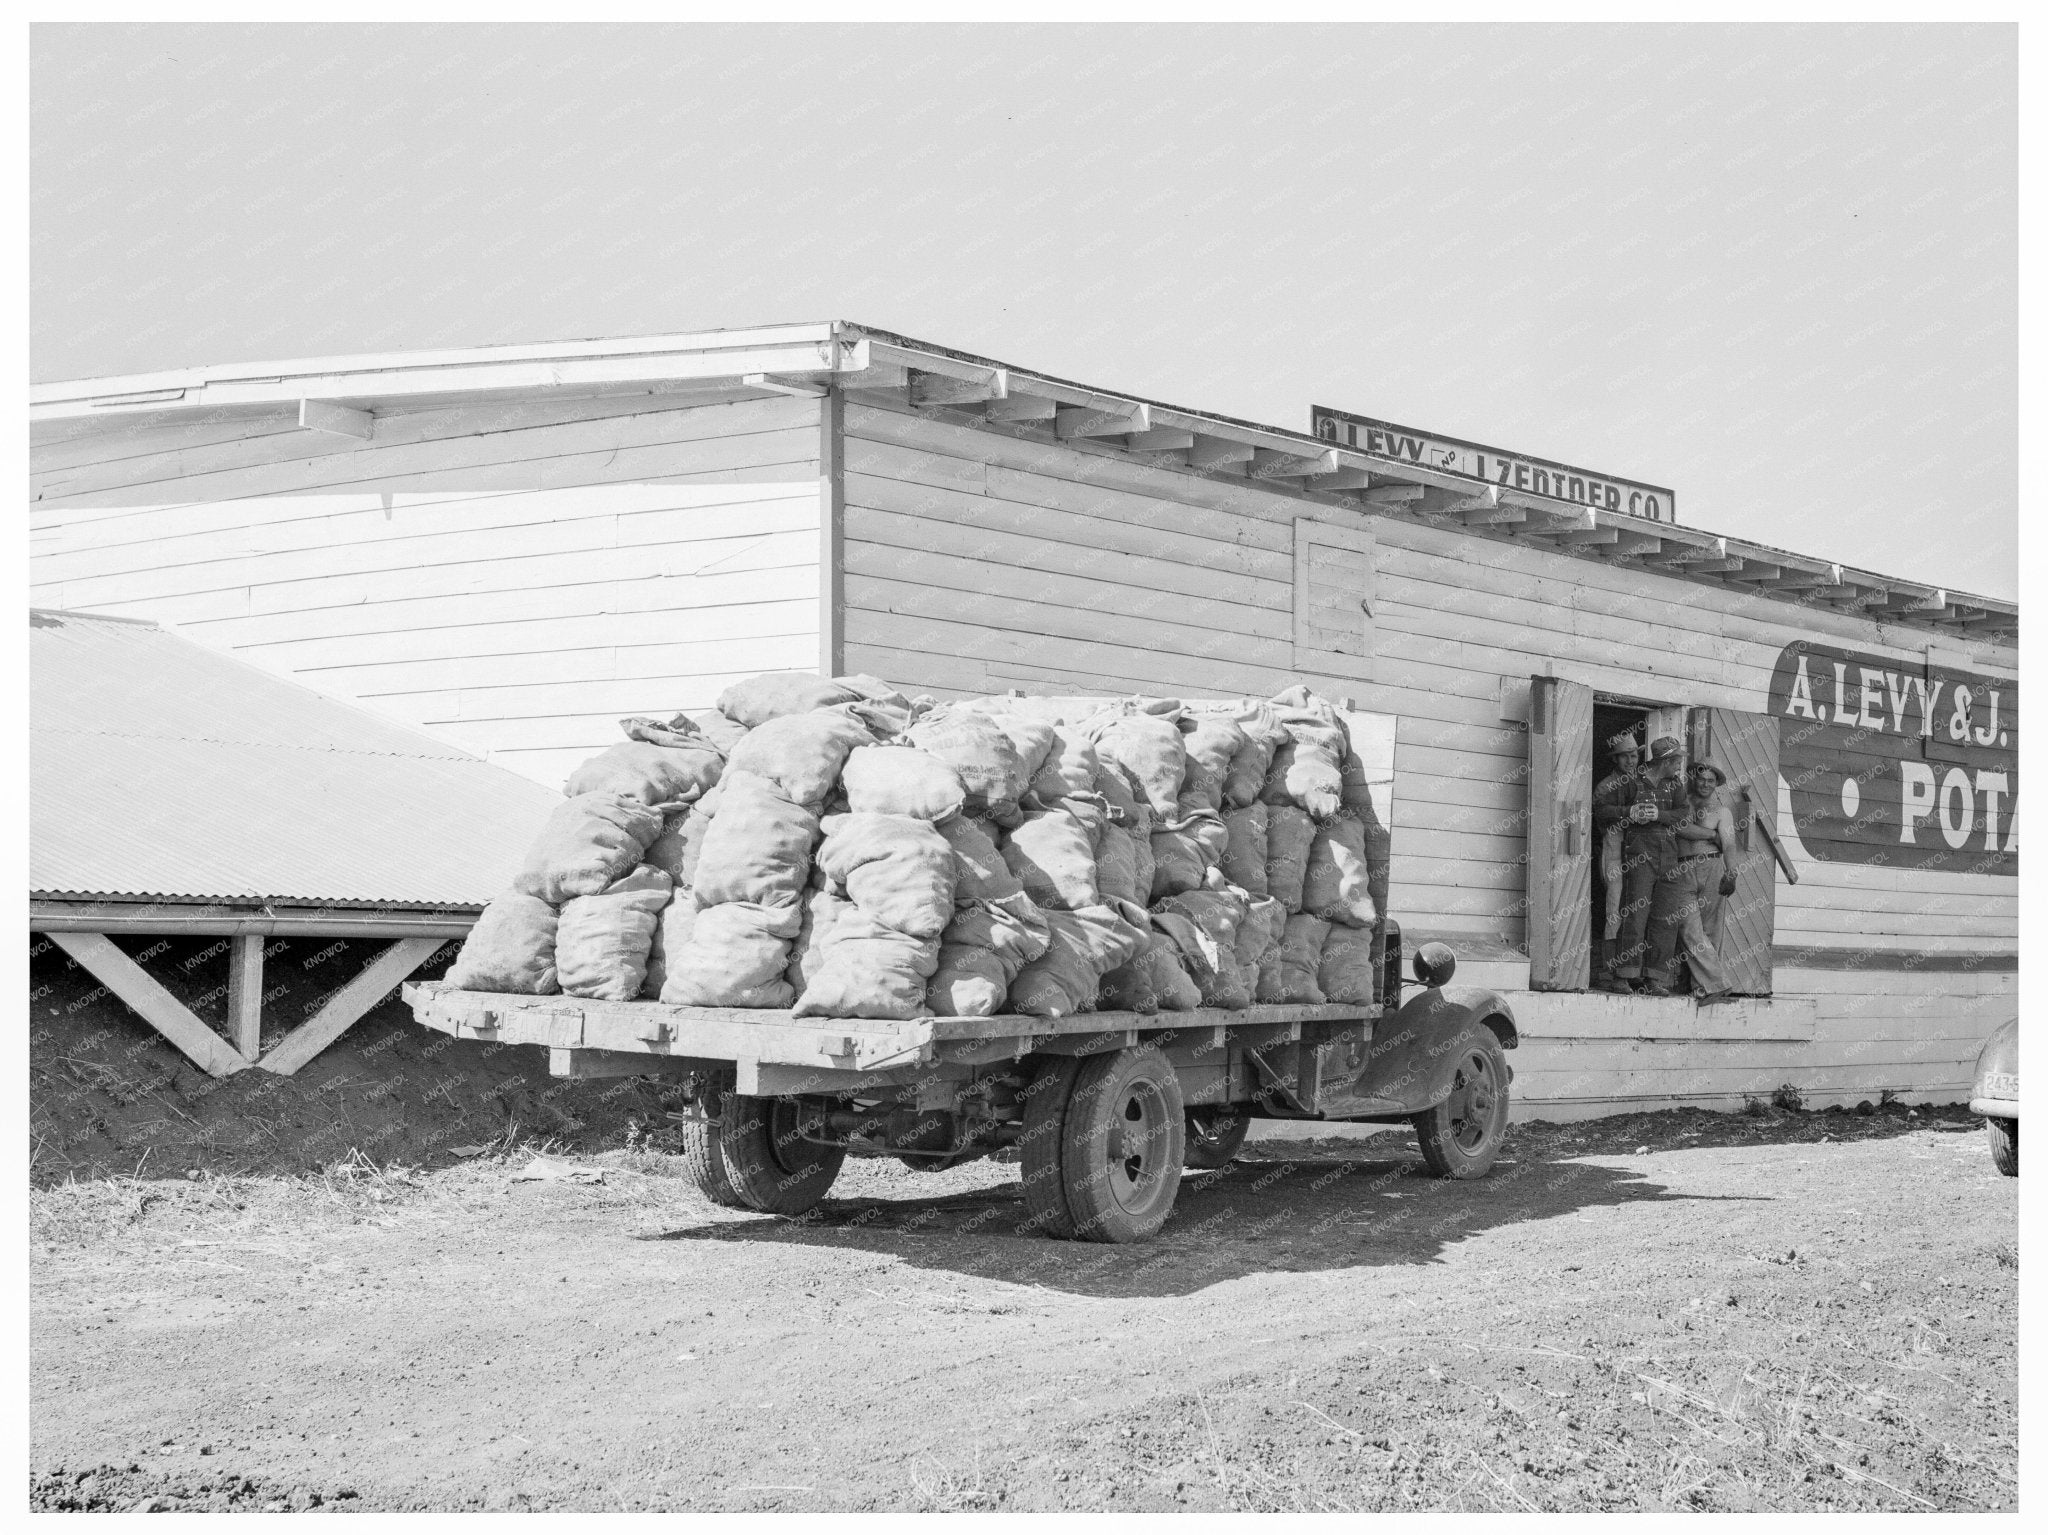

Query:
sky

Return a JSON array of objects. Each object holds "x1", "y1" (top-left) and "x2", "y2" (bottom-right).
[{"x1": 31, "y1": 23, "x2": 2017, "y2": 599}]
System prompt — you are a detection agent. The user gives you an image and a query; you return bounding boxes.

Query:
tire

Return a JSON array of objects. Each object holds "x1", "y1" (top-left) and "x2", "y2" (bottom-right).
[
  {"x1": 1017, "y1": 1057, "x2": 1082, "y2": 1238},
  {"x1": 1986, "y1": 1116, "x2": 2017, "y2": 1177},
  {"x1": 680, "y1": 1076, "x2": 843, "y2": 1215},
  {"x1": 1060, "y1": 1045, "x2": 1186, "y2": 1244},
  {"x1": 1184, "y1": 1106, "x2": 1250, "y2": 1170},
  {"x1": 1411, "y1": 1028, "x2": 1510, "y2": 1180}
]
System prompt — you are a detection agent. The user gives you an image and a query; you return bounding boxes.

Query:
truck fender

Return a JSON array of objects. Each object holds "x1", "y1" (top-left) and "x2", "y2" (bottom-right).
[{"x1": 1355, "y1": 986, "x2": 1519, "y2": 1112}]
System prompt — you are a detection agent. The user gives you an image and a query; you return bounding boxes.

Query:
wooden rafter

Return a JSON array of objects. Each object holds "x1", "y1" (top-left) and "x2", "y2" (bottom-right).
[
  {"x1": 256, "y1": 938, "x2": 445, "y2": 1076},
  {"x1": 49, "y1": 932, "x2": 248, "y2": 1078}
]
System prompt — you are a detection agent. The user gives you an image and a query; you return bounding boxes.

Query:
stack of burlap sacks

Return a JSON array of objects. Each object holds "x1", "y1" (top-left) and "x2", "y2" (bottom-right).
[{"x1": 446, "y1": 674, "x2": 1384, "y2": 1019}]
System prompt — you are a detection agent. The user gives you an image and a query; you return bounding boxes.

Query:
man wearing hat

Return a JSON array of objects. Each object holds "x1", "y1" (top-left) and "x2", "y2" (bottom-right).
[
  {"x1": 1590, "y1": 730, "x2": 1643, "y2": 989},
  {"x1": 1643, "y1": 757, "x2": 1739, "y2": 999},
  {"x1": 1599, "y1": 733, "x2": 1687, "y2": 992}
]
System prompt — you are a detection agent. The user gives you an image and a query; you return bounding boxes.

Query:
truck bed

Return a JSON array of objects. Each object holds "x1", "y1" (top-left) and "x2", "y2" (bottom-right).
[{"x1": 402, "y1": 981, "x2": 1376, "y2": 1096}]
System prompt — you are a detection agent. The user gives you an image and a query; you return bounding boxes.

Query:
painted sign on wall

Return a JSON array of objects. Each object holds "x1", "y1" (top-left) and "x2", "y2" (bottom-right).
[
  {"x1": 1310, "y1": 406, "x2": 1676, "y2": 522},
  {"x1": 1768, "y1": 641, "x2": 2017, "y2": 875}
]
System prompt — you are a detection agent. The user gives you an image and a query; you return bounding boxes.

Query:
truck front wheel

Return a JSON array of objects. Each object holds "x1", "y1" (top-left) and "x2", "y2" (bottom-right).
[
  {"x1": 1184, "y1": 1106, "x2": 1250, "y2": 1170},
  {"x1": 682, "y1": 1078, "x2": 844, "y2": 1215},
  {"x1": 1411, "y1": 1028, "x2": 1510, "y2": 1179},
  {"x1": 1986, "y1": 1116, "x2": 2017, "y2": 1177}
]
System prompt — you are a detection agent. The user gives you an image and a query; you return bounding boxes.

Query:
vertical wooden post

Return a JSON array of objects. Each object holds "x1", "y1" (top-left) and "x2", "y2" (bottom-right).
[
  {"x1": 227, "y1": 933, "x2": 264, "y2": 1062},
  {"x1": 819, "y1": 385, "x2": 845, "y2": 677}
]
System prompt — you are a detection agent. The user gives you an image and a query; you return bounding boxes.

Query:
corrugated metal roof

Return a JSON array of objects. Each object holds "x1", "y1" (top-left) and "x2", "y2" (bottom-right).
[{"x1": 30, "y1": 608, "x2": 562, "y2": 908}]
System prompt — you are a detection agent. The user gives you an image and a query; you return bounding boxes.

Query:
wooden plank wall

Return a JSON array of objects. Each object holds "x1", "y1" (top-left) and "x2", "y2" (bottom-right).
[
  {"x1": 31, "y1": 391, "x2": 824, "y2": 791},
  {"x1": 838, "y1": 398, "x2": 2016, "y2": 1111}
]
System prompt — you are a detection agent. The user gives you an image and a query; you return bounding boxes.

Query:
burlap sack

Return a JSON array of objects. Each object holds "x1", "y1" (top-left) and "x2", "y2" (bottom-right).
[
  {"x1": 446, "y1": 891, "x2": 560, "y2": 995},
  {"x1": 962, "y1": 707, "x2": 1055, "y2": 794},
  {"x1": 1003, "y1": 802, "x2": 1104, "y2": 911},
  {"x1": 555, "y1": 866, "x2": 675, "y2": 1002},
  {"x1": 1221, "y1": 700, "x2": 1288, "y2": 809},
  {"x1": 938, "y1": 815, "x2": 1023, "y2": 904},
  {"x1": 641, "y1": 890, "x2": 698, "y2": 998},
  {"x1": 1303, "y1": 811, "x2": 1378, "y2": 927},
  {"x1": 690, "y1": 771, "x2": 820, "y2": 910},
  {"x1": 717, "y1": 672, "x2": 861, "y2": 729},
  {"x1": 907, "y1": 710, "x2": 1030, "y2": 821},
  {"x1": 660, "y1": 901, "x2": 803, "y2": 1008},
  {"x1": 1094, "y1": 820, "x2": 1142, "y2": 905},
  {"x1": 1154, "y1": 889, "x2": 1253, "y2": 1009},
  {"x1": 1099, "y1": 924, "x2": 1206, "y2": 1014},
  {"x1": 642, "y1": 794, "x2": 714, "y2": 887},
  {"x1": 1318, "y1": 923, "x2": 1378, "y2": 1005},
  {"x1": 833, "y1": 673, "x2": 919, "y2": 735},
  {"x1": 840, "y1": 743, "x2": 967, "y2": 822},
  {"x1": 1148, "y1": 807, "x2": 1225, "y2": 901},
  {"x1": 514, "y1": 792, "x2": 665, "y2": 904},
  {"x1": 1088, "y1": 713, "x2": 1186, "y2": 819},
  {"x1": 1265, "y1": 805, "x2": 1317, "y2": 912},
  {"x1": 1262, "y1": 685, "x2": 1349, "y2": 819},
  {"x1": 682, "y1": 709, "x2": 752, "y2": 757},
  {"x1": 1220, "y1": 801, "x2": 1270, "y2": 894},
  {"x1": 793, "y1": 907, "x2": 940, "y2": 1021},
  {"x1": 1257, "y1": 913, "x2": 1331, "y2": 1004},
  {"x1": 1007, "y1": 901, "x2": 1148, "y2": 1018},
  {"x1": 816, "y1": 812, "x2": 957, "y2": 940},
  {"x1": 928, "y1": 893, "x2": 1052, "y2": 1016},
  {"x1": 723, "y1": 708, "x2": 876, "y2": 809},
  {"x1": 1126, "y1": 804, "x2": 1155, "y2": 910},
  {"x1": 1235, "y1": 894, "x2": 1288, "y2": 1000},
  {"x1": 785, "y1": 886, "x2": 857, "y2": 994},
  {"x1": 1022, "y1": 721, "x2": 1102, "y2": 808},
  {"x1": 1178, "y1": 716, "x2": 1248, "y2": 814},
  {"x1": 564, "y1": 739, "x2": 723, "y2": 807}
]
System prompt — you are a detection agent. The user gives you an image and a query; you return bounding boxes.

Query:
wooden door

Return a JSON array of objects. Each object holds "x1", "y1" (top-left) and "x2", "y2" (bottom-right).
[
  {"x1": 1527, "y1": 675, "x2": 1594, "y2": 991},
  {"x1": 1688, "y1": 706, "x2": 1781, "y2": 995}
]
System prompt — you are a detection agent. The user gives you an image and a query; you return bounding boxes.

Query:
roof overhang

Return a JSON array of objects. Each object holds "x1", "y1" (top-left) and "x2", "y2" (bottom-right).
[
  {"x1": 30, "y1": 320, "x2": 2017, "y2": 645},
  {"x1": 30, "y1": 895, "x2": 479, "y2": 940}
]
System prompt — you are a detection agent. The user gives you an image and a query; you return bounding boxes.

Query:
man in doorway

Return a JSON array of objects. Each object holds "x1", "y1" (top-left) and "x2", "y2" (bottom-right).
[
  {"x1": 1590, "y1": 730, "x2": 1644, "y2": 990},
  {"x1": 1604, "y1": 735, "x2": 1686, "y2": 993},
  {"x1": 1643, "y1": 758, "x2": 1739, "y2": 1000}
]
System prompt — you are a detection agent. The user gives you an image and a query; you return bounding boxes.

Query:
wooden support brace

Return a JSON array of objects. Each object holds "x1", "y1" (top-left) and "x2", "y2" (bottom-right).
[
  {"x1": 49, "y1": 932, "x2": 247, "y2": 1078},
  {"x1": 985, "y1": 392, "x2": 1060, "y2": 423},
  {"x1": 1361, "y1": 483, "x2": 1428, "y2": 506},
  {"x1": 227, "y1": 933, "x2": 264, "y2": 1061},
  {"x1": 1250, "y1": 447, "x2": 1340, "y2": 480},
  {"x1": 298, "y1": 399, "x2": 373, "y2": 440},
  {"x1": 908, "y1": 367, "x2": 1005, "y2": 407},
  {"x1": 255, "y1": 938, "x2": 444, "y2": 1076},
  {"x1": 1123, "y1": 429, "x2": 1197, "y2": 454},
  {"x1": 549, "y1": 1047, "x2": 711, "y2": 1079},
  {"x1": 1305, "y1": 466, "x2": 1372, "y2": 493},
  {"x1": 1606, "y1": 534, "x2": 1665, "y2": 557},
  {"x1": 1186, "y1": 435, "x2": 1255, "y2": 470},
  {"x1": 1056, "y1": 404, "x2": 1150, "y2": 439},
  {"x1": 742, "y1": 372, "x2": 828, "y2": 399}
]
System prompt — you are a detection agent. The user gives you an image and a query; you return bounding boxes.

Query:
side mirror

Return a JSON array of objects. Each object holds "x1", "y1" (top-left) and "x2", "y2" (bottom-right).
[{"x1": 1412, "y1": 942, "x2": 1457, "y2": 989}]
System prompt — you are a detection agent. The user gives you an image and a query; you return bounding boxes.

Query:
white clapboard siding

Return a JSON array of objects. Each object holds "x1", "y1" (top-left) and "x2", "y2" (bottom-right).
[
  {"x1": 31, "y1": 393, "x2": 825, "y2": 785},
  {"x1": 840, "y1": 396, "x2": 2014, "y2": 1113}
]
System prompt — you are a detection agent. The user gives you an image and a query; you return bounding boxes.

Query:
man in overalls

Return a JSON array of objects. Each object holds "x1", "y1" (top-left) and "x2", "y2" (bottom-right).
[
  {"x1": 1590, "y1": 730, "x2": 1644, "y2": 991},
  {"x1": 1643, "y1": 757, "x2": 1738, "y2": 1000},
  {"x1": 1604, "y1": 735, "x2": 1685, "y2": 993}
]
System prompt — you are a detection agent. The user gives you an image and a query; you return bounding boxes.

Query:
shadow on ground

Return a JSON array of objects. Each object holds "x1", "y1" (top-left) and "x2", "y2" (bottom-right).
[{"x1": 637, "y1": 1134, "x2": 1771, "y2": 1299}]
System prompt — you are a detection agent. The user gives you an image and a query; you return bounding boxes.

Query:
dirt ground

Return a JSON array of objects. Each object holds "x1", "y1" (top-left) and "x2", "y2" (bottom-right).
[{"x1": 31, "y1": 1092, "x2": 2017, "y2": 1512}]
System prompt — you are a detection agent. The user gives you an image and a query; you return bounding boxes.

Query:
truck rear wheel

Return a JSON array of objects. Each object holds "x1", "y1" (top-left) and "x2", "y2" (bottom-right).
[
  {"x1": 682, "y1": 1078, "x2": 843, "y2": 1215},
  {"x1": 1060, "y1": 1044, "x2": 1186, "y2": 1243},
  {"x1": 1411, "y1": 1028, "x2": 1509, "y2": 1180},
  {"x1": 1017, "y1": 1057, "x2": 1082, "y2": 1238},
  {"x1": 1986, "y1": 1116, "x2": 2017, "y2": 1177},
  {"x1": 1184, "y1": 1106, "x2": 1250, "y2": 1170}
]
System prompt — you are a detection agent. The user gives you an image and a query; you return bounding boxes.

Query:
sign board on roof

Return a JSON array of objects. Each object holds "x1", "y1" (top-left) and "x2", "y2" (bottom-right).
[{"x1": 1311, "y1": 406, "x2": 1677, "y2": 523}]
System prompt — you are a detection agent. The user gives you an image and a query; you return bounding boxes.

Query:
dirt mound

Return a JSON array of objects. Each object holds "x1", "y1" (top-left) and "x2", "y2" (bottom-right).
[
  {"x1": 30, "y1": 1462, "x2": 362, "y2": 1513},
  {"x1": 28, "y1": 934, "x2": 685, "y2": 1186}
]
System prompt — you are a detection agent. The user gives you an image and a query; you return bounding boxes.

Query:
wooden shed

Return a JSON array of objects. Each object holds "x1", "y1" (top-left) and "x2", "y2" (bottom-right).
[{"x1": 30, "y1": 322, "x2": 2019, "y2": 1118}]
